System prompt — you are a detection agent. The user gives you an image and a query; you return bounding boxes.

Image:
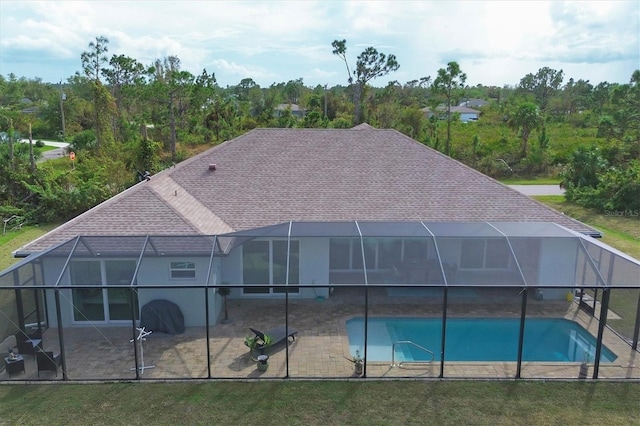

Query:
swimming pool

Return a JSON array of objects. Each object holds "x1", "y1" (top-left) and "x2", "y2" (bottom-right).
[{"x1": 346, "y1": 317, "x2": 617, "y2": 363}]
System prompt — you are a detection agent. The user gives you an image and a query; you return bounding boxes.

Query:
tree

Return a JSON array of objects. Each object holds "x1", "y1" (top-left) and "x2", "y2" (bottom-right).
[
  {"x1": 331, "y1": 39, "x2": 399, "y2": 125},
  {"x1": 518, "y1": 67, "x2": 564, "y2": 113},
  {"x1": 608, "y1": 70, "x2": 640, "y2": 156},
  {"x1": 507, "y1": 102, "x2": 542, "y2": 157},
  {"x1": 102, "y1": 54, "x2": 147, "y2": 142},
  {"x1": 149, "y1": 56, "x2": 195, "y2": 159},
  {"x1": 81, "y1": 36, "x2": 110, "y2": 151},
  {"x1": 284, "y1": 78, "x2": 304, "y2": 104},
  {"x1": 562, "y1": 145, "x2": 607, "y2": 189},
  {"x1": 561, "y1": 78, "x2": 593, "y2": 115},
  {"x1": 432, "y1": 61, "x2": 466, "y2": 156}
]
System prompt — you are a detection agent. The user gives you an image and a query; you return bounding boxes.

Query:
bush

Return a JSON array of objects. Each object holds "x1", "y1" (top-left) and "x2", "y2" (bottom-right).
[{"x1": 70, "y1": 130, "x2": 97, "y2": 152}]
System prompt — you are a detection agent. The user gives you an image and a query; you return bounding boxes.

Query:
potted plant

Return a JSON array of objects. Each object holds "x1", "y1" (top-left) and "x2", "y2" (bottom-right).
[
  {"x1": 245, "y1": 333, "x2": 272, "y2": 359},
  {"x1": 579, "y1": 350, "x2": 590, "y2": 379},
  {"x1": 345, "y1": 350, "x2": 364, "y2": 376},
  {"x1": 217, "y1": 286, "x2": 231, "y2": 324}
]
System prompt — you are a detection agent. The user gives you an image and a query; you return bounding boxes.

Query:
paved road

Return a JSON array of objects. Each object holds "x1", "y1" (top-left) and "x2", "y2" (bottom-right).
[
  {"x1": 508, "y1": 185, "x2": 565, "y2": 196},
  {"x1": 40, "y1": 146, "x2": 68, "y2": 161},
  {"x1": 18, "y1": 139, "x2": 69, "y2": 161}
]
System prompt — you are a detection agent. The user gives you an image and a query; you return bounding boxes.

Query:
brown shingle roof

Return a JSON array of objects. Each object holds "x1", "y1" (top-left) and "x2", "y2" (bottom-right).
[{"x1": 18, "y1": 127, "x2": 596, "y2": 254}]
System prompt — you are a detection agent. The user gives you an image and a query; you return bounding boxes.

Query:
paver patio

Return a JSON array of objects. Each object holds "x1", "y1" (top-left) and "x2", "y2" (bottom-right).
[{"x1": 3, "y1": 288, "x2": 639, "y2": 381}]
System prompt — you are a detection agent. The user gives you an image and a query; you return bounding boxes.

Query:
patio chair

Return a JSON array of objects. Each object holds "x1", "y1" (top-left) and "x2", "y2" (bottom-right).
[
  {"x1": 15, "y1": 332, "x2": 42, "y2": 358},
  {"x1": 36, "y1": 351, "x2": 62, "y2": 377},
  {"x1": 245, "y1": 326, "x2": 297, "y2": 360}
]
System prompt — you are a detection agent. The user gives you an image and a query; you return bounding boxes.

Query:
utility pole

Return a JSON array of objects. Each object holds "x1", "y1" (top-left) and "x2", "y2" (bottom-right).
[
  {"x1": 29, "y1": 123, "x2": 35, "y2": 172},
  {"x1": 59, "y1": 80, "x2": 66, "y2": 142},
  {"x1": 324, "y1": 84, "x2": 328, "y2": 120},
  {"x1": 8, "y1": 117, "x2": 14, "y2": 171}
]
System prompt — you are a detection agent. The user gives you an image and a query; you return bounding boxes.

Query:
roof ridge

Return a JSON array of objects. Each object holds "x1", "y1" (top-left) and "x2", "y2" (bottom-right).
[{"x1": 148, "y1": 174, "x2": 234, "y2": 234}]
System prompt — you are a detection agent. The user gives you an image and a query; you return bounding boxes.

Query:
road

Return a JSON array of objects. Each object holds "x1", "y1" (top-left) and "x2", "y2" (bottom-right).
[
  {"x1": 18, "y1": 139, "x2": 69, "y2": 161},
  {"x1": 508, "y1": 184, "x2": 565, "y2": 196}
]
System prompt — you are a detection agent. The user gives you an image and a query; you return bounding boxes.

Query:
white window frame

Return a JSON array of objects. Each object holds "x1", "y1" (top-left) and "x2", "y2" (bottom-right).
[{"x1": 170, "y1": 261, "x2": 196, "y2": 279}]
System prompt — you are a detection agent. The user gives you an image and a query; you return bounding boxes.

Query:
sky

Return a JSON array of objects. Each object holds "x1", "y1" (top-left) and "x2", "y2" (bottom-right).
[{"x1": 1, "y1": 1, "x2": 638, "y2": 89}]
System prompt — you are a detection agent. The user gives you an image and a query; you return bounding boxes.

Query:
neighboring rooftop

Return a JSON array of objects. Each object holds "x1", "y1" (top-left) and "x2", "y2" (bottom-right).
[
  {"x1": 459, "y1": 98, "x2": 490, "y2": 108},
  {"x1": 18, "y1": 126, "x2": 597, "y2": 254}
]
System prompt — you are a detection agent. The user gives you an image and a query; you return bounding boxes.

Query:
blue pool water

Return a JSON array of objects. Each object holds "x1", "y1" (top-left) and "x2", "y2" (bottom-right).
[{"x1": 346, "y1": 317, "x2": 617, "y2": 363}]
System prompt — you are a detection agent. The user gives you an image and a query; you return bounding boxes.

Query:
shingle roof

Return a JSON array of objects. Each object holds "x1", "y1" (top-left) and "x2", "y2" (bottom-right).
[
  {"x1": 422, "y1": 106, "x2": 480, "y2": 114},
  {"x1": 18, "y1": 127, "x2": 596, "y2": 254}
]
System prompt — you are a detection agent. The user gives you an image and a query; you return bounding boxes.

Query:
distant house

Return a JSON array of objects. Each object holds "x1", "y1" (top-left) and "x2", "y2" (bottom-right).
[
  {"x1": 274, "y1": 103, "x2": 306, "y2": 119},
  {"x1": 459, "y1": 98, "x2": 489, "y2": 109},
  {"x1": 19, "y1": 97, "x2": 38, "y2": 114},
  {"x1": 421, "y1": 106, "x2": 481, "y2": 122}
]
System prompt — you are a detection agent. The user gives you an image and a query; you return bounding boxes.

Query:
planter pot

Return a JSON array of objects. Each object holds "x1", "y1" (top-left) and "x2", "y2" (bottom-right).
[
  {"x1": 257, "y1": 354, "x2": 269, "y2": 372},
  {"x1": 578, "y1": 363, "x2": 588, "y2": 379},
  {"x1": 355, "y1": 363, "x2": 363, "y2": 376}
]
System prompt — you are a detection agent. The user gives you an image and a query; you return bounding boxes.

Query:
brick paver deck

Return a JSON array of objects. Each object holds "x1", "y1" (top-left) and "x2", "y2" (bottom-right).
[{"x1": 3, "y1": 288, "x2": 639, "y2": 381}]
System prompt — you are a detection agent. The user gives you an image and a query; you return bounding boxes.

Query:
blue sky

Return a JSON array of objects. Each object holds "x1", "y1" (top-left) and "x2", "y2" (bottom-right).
[{"x1": 1, "y1": 1, "x2": 638, "y2": 88}]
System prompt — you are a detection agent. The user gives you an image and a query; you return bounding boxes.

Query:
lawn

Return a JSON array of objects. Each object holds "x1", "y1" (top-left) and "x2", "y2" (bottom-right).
[
  {"x1": 0, "y1": 223, "x2": 59, "y2": 271},
  {"x1": 500, "y1": 177, "x2": 562, "y2": 185},
  {"x1": 0, "y1": 381, "x2": 638, "y2": 425}
]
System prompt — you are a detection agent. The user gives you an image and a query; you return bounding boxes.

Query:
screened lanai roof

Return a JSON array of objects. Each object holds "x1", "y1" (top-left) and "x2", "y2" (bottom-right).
[{"x1": 1, "y1": 221, "x2": 638, "y2": 289}]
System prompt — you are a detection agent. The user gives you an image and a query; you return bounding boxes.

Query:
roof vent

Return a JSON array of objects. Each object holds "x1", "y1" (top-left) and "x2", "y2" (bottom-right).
[{"x1": 209, "y1": 164, "x2": 216, "y2": 171}]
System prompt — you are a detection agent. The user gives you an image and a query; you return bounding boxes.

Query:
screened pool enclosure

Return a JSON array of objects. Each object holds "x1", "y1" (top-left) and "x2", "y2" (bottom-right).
[{"x1": 1, "y1": 221, "x2": 639, "y2": 381}]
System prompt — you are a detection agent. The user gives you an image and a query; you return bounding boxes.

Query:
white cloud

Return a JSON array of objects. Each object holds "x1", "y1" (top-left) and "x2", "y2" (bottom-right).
[{"x1": 1, "y1": 0, "x2": 637, "y2": 86}]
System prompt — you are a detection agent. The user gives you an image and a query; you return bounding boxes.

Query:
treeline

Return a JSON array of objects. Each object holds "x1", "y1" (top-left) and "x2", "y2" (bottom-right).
[{"x1": 0, "y1": 36, "x2": 638, "y2": 223}]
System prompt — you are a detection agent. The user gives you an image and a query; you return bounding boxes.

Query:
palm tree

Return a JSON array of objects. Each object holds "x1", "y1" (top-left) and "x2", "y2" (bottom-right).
[
  {"x1": 507, "y1": 102, "x2": 542, "y2": 158},
  {"x1": 432, "y1": 62, "x2": 466, "y2": 157}
]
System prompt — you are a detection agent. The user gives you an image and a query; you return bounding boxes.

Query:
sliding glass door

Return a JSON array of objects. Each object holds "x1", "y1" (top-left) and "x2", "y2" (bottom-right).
[
  {"x1": 243, "y1": 240, "x2": 299, "y2": 294},
  {"x1": 70, "y1": 260, "x2": 138, "y2": 323}
]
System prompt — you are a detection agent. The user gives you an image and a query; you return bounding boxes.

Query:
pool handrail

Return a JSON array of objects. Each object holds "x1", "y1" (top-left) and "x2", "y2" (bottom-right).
[{"x1": 392, "y1": 340, "x2": 435, "y2": 367}]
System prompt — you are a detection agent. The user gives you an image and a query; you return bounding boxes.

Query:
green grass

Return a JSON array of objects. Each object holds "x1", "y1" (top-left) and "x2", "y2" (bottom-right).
[
  {"x1": 500, "y1": 177, "x2": 562, "y2": 185},
  {"x1": 0, "y1": 223, "x2": 59, "y2": 271},
  {"x1": 37, "y1": 144, "x2": 59, "y2": 153},
  {"x1": 534, "y1": 196, "x2": 640, "y2": 258},
  {"x1": 0, "y1": 382, "x2": 638, "y2": 425}
]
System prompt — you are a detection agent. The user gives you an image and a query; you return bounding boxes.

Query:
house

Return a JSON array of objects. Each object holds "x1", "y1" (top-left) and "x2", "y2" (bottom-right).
[
  {"x1": 4, "y1": 125, "x2": 638, "y2": 332},
  {"x1": 274, "y1": 103, "x2": 306, "y2": 119},
  {"x1": 459, "y1": 98, "x2": 489, "y2": 109},
  {"x1": 421, "y1": 106, "x2": 481, "y2": 122}
]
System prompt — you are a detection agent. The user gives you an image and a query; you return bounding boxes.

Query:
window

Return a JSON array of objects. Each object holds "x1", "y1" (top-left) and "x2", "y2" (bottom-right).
[
  {"x1": 351, "y1": 238, "x2": 376, "y2": 270},
  {"x1": 460, "y1": 240, "x2": 484, "y2": 268},
  {"x1": 485, "y1": 239, "x2": 510, "y2": 269},
  {"x1": 460, "y1": 239, "x2": 510, "y2": 269},
  {"x1": 170, "y1": 262, "x2": 196, "y2": 279},
  {"x1": 329, "y1": 238, "x2": 427, "y2": 271},
  {"x1": 329, "y1": 238, "x2": 350, "y2": 269},
  {"x1": 243, "y1": 240, "x2": 299, "y2": 294},
  {"x1": 70, "y1": 260, "x2": 139, "y2": 322}
]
